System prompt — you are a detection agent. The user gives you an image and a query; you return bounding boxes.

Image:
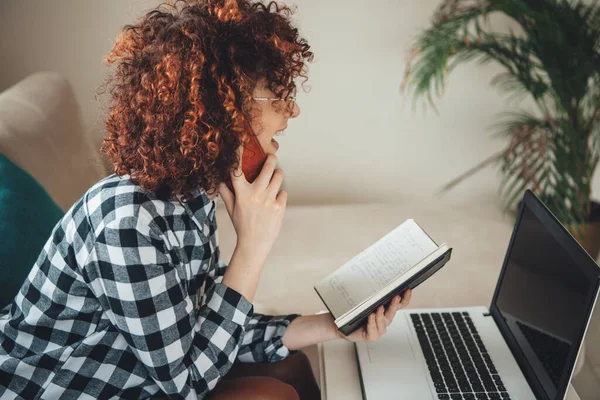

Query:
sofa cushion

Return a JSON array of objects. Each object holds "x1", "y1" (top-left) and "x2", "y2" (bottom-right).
[
  {"x1": 0, "y1": 72, "x2": 106, "y2": 211},
  {"x1": 0, "y1": 152, "x2": 63, "y2": 309}
]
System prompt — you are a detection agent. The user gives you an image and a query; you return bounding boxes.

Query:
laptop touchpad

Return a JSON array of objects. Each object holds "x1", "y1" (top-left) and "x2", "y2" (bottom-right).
[{"x1": 355, "y1": 312, "x2": 434, "y2": 399}]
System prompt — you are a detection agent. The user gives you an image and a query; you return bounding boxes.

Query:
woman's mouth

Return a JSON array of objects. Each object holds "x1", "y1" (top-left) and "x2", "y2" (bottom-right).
[{"x1": 271, "y1": 138, "x2": 279, "y2": 150}]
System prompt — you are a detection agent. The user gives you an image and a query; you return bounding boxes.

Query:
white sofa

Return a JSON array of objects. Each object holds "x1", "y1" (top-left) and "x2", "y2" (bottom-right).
[{"x1": 2, "y1": 72, "x2": 599, "y2": 398}]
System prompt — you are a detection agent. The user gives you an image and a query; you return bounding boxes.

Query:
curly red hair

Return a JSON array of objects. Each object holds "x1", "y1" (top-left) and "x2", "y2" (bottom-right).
[{"x1": 98, "y1": 0, "x2": 313, "y2": 199}]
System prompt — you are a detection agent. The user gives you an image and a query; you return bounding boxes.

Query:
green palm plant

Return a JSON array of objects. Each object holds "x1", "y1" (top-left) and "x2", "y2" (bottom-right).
[{"x1": 403, "y1": 0, "x2": 600, "y2": 231}]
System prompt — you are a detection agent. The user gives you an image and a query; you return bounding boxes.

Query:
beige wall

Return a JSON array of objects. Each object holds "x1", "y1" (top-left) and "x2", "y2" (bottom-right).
[{"x1": 1, "y1": 0, "x2": 596, "y2": 207}]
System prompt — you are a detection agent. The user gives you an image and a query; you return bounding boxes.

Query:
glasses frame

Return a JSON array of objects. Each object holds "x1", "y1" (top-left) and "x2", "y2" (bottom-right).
[{"x1": 252, "y1": 96, "x2": 297, "y2": 112}]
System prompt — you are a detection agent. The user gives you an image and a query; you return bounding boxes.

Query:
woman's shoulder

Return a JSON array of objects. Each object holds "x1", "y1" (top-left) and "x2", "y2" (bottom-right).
[
  {"x1": 82, "y1": 174, "x2": 172, "y2": 233},
  {"x1": 86, "y1": 173, "x2": 157, "y2": 204}
]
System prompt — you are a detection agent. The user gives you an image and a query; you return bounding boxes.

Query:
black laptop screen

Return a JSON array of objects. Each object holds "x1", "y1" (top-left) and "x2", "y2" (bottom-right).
[{"x1": 493, "y1": 204, "x2": 591, "y2": 398}]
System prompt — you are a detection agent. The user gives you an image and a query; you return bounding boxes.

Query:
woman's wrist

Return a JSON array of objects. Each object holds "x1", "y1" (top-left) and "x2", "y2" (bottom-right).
[
  {"x1": 221, "y1": 244, "x2": 268, "y2": 303},
  {"x1": 234, "y1": 240, "x2": 270, "y2": 266},
  {"x1": 282, "y1": 313, "x2": 343, "y2": 351},
  {"x1": 232, "y1": 241, "x2": 269, "y2": 267},
  {"x1": 322, "y1": 312, "x2": 343, "y2": 341}
]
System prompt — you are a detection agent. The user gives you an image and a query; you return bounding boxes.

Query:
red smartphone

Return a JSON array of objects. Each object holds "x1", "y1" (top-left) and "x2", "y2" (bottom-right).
[{"x1": 225, "y1": 134, "x2": 267, "y2": 192}]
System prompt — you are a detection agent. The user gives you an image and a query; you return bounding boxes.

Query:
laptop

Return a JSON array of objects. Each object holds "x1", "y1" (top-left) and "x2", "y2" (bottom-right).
[{"x1": 355, "y1": 190, "x2": 600, "y2": 400}]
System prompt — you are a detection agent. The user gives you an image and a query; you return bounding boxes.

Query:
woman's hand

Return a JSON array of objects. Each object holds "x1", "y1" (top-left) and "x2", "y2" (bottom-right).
[
  {"x1": 339, "y1": 289, "x2": 412, "y2": 343},
  {"x1": 281, "y1": 291, "x2": 411, "y2": 350},
  {"x1": 218, "y1": 148, "x2": 287, "y2": 261}
]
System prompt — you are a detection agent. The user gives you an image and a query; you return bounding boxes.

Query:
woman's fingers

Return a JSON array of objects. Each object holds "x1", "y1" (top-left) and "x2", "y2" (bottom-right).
[
  {"x1": 341, "y1": 290, "x2": 415, "y2": 343},
  {"x1": 366, "y1": 313, "x2": 379, "y2": 341},
  {"x1": 399, "y1": 288, "x2": 412, "y2": 308},
  {"x1": 384, "y1": 295, "x2": 401, "y2": 324},
  {"x1": 382, "y1": 289, "x2": 412, "y2": 327},
  {"x1": 276, "y1": 189, "x2": 288, "y2": 208},
  {"x1": 375, "y1": 306, "x2": 387, "y2": 336},
  {"x1": 255, "y1": 153, "x2": 278, "y2": 188},
  {"x1": 230, "y1": 145, "x2": 248, "y2": 189},
  {"x1": 267, "y1": 168, "x2": 284, "y2": 196}
]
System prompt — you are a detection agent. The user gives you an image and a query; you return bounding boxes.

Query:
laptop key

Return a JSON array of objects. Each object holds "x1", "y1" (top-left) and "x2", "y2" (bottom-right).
[
  {"x1": 431, "y1": 367, "x2": 442, "y2": 377},
  {"x1": 428, "y1": 364, "x2": 440, "y2": 374},
  {"x1": 437, "y1": 395, "x2": 450, "y2": 399},
  {"x1": 442, "y1": 370, "x2": 455, "y2": 379},
  {"x1": 421, "y1": 346, "x2": 434, "y2": 360},
  {"x1": 450, "y1": 395, "x2": 462, "y2": 399},
  {"x1": 444, "y1": 378, "x2": 458, "y2": 388},
  {"x1": 482, "y1": 378, "x2": 496, "y2": 389}
]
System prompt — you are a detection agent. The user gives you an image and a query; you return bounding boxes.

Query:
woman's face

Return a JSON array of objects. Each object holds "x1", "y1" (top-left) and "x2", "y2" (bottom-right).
[{"x1": 250, "y1": 80, "x2": 301, "y2": 154}]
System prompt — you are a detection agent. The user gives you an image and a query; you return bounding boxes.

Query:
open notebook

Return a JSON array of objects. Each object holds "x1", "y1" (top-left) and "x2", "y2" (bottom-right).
[{"x1": 314, "y1": 219, "x2": 452, "y2": 335}]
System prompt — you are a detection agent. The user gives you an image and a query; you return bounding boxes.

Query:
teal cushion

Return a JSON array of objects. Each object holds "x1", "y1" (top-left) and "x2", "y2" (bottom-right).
[{"x1": 0, "y1": 153, "x2": 64, "y2": 309}]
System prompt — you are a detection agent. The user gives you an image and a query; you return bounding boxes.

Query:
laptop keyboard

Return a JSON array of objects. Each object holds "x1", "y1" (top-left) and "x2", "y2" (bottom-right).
[{"x1": 410, "y1": 312, "x2": 511, "y2": 400}]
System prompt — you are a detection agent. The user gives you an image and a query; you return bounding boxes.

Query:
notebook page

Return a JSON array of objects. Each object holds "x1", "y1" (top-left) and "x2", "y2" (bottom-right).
[
  {"x1": 315, "y1": 219, "x2": 437, "y2": 318},
  {"x1": 336, "y1": 245, "x2": 450, "y2": 326}
]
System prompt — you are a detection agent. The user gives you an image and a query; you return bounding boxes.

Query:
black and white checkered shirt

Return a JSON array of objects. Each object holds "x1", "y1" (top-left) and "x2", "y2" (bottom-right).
[{"x1": 0, "y1": 174, "x2": 299, "y2": 399}]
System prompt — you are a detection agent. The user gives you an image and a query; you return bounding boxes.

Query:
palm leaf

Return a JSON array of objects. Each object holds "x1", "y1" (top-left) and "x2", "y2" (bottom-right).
[{"x1": 403, "y1": 0, "x2": 600, "y2": 227}]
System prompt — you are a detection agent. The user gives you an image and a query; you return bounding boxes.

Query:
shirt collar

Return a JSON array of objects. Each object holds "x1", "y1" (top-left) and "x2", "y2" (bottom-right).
[{"x1": 176, "y1": 186, "x2": 217, "y2": 227}]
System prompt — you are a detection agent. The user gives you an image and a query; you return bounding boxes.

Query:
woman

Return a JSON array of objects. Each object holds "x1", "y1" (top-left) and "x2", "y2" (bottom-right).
[{"x1": 0, "y1": 1, "x2": 411, "y2": 398}]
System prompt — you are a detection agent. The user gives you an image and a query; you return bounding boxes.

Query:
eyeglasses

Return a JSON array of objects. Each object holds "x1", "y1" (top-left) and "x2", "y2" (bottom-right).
[{"x1": 253, "y1": 96, "x2": 297, "y2": 112}]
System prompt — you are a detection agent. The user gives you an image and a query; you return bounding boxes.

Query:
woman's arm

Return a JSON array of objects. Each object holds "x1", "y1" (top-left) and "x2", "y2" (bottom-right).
[
  {"x1": 221, "y1": 243, "x2": 268, "y2": 303},
  {"x1": 282, "y1": 290, "x2": 411, "y2": 350},
  {"x1": 281, "y1": 313, "x2": 341, "y2": 350},
  {"x1": 85, "y1": 214, "x2": 254, "y2": 399},
  {"x1": 218, "y1": 153, "x2": 286, "y2": 304}
]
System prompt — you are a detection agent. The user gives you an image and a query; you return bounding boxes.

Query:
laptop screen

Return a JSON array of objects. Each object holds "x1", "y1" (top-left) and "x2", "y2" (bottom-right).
[{"x1": 493, "y1": 202, "x2": 594, "y2": 399}]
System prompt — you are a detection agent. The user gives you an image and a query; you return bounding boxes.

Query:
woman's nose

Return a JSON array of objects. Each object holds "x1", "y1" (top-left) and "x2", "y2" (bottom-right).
[{"x1": 291, "y1": 101, "x2": 301, "y2": 118}]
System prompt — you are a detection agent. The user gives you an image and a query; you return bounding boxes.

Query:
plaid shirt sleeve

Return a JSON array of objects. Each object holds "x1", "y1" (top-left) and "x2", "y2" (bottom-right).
[
  {"x1": 83, "y1": 209, "x2": 253, "y2": 398},
  {"x1": 204, "y1": 254, "x2": 301, "y2": 363},
  {"x1": 237, "y1": 312, "x2": 301, "y2": 362}
]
